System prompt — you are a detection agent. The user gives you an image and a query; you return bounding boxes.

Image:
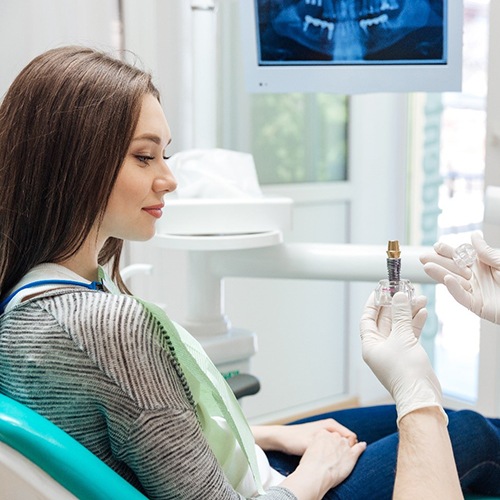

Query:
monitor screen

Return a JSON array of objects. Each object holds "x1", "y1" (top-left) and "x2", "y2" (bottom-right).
[{"x1": 240, "y1": 0, "x2": 463, "y2": 94}]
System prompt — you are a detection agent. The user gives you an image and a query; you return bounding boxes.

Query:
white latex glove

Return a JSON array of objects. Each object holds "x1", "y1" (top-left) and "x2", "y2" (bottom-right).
[
  {"x1": 420, "y1": 230, "x2": 500, "y2": 324},
  {"x1": 360, "y1": 291, "x2": 447, "y2": 426}
]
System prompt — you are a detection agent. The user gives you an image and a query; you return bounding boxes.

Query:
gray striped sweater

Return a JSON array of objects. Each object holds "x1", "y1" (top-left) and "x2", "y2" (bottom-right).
[{"x1": 0, "y1": 288, "x2": 296, "y2": 500}]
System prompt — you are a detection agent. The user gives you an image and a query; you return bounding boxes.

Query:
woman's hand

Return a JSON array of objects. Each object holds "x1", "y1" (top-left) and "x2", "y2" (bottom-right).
[
  {"x1": 254, "y1": 420, "x2": 365, "y2": 498},
  {"x1": 279, "y1": 429, "x2": 366, "y2": 499},
  {"x1": 252, "y1": 418, "x2": 358, "y2": 456}
]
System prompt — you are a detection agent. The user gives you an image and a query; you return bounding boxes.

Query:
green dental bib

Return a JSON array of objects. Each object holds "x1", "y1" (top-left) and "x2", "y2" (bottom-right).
[{"x1": 102, "y1": 270, "x2": 265, "y2": 494}]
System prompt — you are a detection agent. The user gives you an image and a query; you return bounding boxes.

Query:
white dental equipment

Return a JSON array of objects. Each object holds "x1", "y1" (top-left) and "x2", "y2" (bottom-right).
[{"x1": 150, "y1": 149, "x2": 434, "y2": 375}]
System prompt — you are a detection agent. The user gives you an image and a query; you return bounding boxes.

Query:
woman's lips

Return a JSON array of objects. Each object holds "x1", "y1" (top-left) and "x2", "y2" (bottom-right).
[{"x1": 143, "y1": 205, "x2": 164, "y2": 219}]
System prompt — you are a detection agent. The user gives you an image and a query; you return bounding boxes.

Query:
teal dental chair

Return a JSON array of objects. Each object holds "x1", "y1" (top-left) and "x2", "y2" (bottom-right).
[
  {"x1": 0, "y1": 393, "x2": 148, "y2": 499},
  {"x1": 0, "y1": 374, "x2": 259, "y2": 499},
  {"x1": 1, "y1": 392, "x2": 498, "y2": 499}
]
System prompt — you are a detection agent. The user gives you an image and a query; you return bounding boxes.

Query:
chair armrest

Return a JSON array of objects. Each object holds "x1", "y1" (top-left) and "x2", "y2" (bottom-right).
[{"x1": 225, "y1": 373, "x2": 261, "y2": 400}]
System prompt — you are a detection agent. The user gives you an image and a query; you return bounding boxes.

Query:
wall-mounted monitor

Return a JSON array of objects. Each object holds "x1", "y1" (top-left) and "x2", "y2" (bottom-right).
[{"x1": 239, "y1": 0, "x2": 463, "y2": 94}]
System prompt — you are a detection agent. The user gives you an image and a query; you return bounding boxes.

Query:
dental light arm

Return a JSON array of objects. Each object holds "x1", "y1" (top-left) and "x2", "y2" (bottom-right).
[
  {"x1": 153, "y1": 236, "x2": 435, "y2": 337},
  {"x1": 209, "y1": 243, "x2": 433, "y2": 283}
]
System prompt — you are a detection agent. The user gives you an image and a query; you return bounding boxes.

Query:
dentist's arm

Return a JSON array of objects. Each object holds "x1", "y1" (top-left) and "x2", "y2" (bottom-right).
[
  {"x1": 396, "y1": 407, "x2": 463, "y2": 500},
  {"x1": 420, "y1": 230, "x2": 500, "y2": 324},
  {"x1": 360, "y1": 292, "x2": 462, "y2": 499}
]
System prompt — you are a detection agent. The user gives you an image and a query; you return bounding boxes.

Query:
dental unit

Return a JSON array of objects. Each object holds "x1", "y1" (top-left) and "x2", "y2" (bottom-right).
[{"x1": 153, "y1": 203, "x2": 433, "y2": 373}]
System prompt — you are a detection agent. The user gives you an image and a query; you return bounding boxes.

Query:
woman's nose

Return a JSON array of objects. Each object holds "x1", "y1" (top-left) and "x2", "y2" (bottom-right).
[{"x1": 155, "y1": 162, "x2": 177, "y2": 193}]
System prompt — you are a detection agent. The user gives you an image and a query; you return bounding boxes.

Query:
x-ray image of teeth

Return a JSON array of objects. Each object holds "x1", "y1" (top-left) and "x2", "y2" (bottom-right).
[{"x1": 257, "y1": 0, "x2": 445, "y2": 63}]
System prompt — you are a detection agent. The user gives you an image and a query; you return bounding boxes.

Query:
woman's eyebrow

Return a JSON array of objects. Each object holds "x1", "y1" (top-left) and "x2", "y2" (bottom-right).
[
  {"x1": 132, "y1": 134, "x2": 172, "y2": 146},
  {"x1": 132, "y1": 133, "x2": 162, "y2": 145}
]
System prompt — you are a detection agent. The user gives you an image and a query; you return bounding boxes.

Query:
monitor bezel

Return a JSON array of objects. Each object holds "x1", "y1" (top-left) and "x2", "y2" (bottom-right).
[{"x1": 239, "y1": 0, "x2": 463, "y2": 94}]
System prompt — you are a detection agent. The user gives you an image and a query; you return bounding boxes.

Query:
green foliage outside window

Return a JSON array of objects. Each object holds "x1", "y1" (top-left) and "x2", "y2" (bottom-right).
[{"x1": 250, "y1": 93, "x2": 348, "y2": 185}]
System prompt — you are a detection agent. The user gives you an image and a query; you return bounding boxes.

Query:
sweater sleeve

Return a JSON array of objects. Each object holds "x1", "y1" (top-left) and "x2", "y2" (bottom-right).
[{"x1": 49, "y1": 291, "x2": 297, "y2": 500}]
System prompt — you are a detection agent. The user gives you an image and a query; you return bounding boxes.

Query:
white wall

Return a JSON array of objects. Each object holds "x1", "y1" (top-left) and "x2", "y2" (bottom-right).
[{"x1": 0, "y1": 0, "x2": 120, "y2": 95}]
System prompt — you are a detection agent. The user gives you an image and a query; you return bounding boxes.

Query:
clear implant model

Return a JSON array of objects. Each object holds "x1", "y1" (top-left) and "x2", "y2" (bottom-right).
[
  {"x1": 452, "y1": 243, "x2": 477, "y2": 268},
  {"x1": 374, "y1": 240, "x2": 415, "y2": 306}
]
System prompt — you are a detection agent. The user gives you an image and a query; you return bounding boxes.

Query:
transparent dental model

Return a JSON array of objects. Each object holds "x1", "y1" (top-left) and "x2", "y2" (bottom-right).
[
  {"x1": 452, "y1": 243, "x2": 477, "y2": 268},
  {"x1": 374, "y1": 240, "x2": 415, "y2": 306}
]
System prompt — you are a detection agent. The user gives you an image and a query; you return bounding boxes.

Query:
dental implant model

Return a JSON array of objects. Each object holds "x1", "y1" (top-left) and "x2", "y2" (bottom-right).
[
  {"x1": 452, "y1": 243, "x2": 477, "y2": 269},
  {"x1": 374, "y1": 240, "x2": 415, "y2": 306}
]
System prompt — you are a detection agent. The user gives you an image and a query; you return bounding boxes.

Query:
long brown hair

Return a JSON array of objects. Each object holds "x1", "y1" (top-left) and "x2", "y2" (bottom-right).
[{"x1": 0, "y1": 46, "x2": 160, "y2": 299}]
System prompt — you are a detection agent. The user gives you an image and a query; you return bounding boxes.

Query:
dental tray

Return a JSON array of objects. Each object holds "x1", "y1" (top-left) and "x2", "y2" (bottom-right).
[{"x1": 156, "y1": 197, "x2": 293, "y2": 236}]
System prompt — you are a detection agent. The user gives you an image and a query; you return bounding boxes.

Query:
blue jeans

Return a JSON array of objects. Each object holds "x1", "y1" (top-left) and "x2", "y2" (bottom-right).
[{"x1": 265, "y1": 405, "x2": 500, "y2": 499}]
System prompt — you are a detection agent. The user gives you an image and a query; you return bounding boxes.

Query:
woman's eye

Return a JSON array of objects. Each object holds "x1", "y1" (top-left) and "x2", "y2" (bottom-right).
[
  {"x1": 135, "y1": 155, "x2": 154, "y2": 164},
  {"x1": 163, "y1": 155, "x2": 171, "y2": 161}
]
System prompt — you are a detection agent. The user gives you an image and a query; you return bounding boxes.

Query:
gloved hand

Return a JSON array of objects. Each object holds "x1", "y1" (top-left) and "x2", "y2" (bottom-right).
[
  {"x1": 420, "y1": 230, "x2": 500, "y2": 324},
  {"x1": 360, "y1": 291, "x2": 447, "y2": 426}
]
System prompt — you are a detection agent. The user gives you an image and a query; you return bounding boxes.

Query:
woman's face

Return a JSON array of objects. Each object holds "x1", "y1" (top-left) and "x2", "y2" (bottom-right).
[{"x1": 100, "y1": 93, "x2": 177, "y2": 243}]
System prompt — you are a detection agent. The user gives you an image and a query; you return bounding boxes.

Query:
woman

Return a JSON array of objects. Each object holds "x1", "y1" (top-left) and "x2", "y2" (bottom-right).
[{"x1": 0, "y1": 46, "x2": 498, "y2": 499}]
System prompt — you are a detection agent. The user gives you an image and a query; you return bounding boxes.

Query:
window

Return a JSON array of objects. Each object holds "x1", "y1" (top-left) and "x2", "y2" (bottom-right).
[
  {"x1": 434, "y1": 0, "x2": 489, "y2": 402},
  {"x1": 249, "y1": 93, "x2": 348, "y2": 184}
]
